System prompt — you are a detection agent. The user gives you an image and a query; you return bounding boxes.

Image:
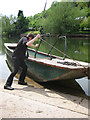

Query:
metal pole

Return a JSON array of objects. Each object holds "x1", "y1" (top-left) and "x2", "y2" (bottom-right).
[{"x1": 59, "y1": 36, "x2": 67, "y2": 60}]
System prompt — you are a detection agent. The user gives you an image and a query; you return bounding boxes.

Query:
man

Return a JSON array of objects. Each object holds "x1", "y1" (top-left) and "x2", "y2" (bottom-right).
[{"x1": 4, "y1": 33, "x2": 40, "y2": 90}]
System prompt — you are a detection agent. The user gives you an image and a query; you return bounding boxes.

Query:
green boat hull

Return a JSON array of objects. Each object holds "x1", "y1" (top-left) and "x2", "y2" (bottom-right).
[{"x1": 4, "y1": 43, "x2": 88, "y2": 82}]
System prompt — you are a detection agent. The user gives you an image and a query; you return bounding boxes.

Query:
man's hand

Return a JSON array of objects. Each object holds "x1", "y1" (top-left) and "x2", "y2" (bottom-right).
[
  {"x1": 36, "y1": 34, "x2": 40, "y2": 39},
  {"x1": 35, "y1": 44, "x2": 39, "y2": 48},
  {"x1": 26, "y1": 34, "x2": 40, "y2": 47}
]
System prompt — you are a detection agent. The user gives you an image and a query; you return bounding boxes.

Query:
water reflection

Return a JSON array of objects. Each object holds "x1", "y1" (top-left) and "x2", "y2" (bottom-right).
[
  {"x1": 0, "y1": 55, "x2": 10, "y2": 81},
  {"x1": 0, "y1": 37, "x2": 89, "y2": 63},
  {"x1": 39, "y1": 37, "x2": 89, "y2": 62}
]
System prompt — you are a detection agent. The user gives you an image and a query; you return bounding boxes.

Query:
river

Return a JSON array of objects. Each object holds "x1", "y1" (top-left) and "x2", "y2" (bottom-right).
[{"x1": 0, "y1": 36, "x2": 89, "y2": 96}]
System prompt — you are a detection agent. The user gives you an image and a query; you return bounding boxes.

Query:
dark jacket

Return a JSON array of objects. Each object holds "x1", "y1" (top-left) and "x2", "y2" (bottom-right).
[{"x1": 12, "y1": 36, "x2": 28, "y2": 60}]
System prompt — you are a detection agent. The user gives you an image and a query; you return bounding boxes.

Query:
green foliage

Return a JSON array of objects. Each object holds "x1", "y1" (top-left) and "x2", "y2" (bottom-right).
[
  {"x1": 27, "y1": 13, "x2": 42, "y2": 31},
  {"x1": 76, "y1": 2, "x2": 90, "y2": 31},
  {"x1": 0, "y1": 2, "x2": 89, "y2": 37},
  {"x1": 24, "y1": 31, "x2": 39, "y2": 34},
  {"x1": 1, "y1": 10, "x2": 29, "y2": 37},
  {"x1": 1, "y1": 15, "x2": 16, "y2": 37},
  {"x1": 80, "y1": 16, "x2": 90, "y2": 30},
  {"x1": 18, "y1": 10, "x2": 24, "y2": 17},
  {"x1": 14, "y1": 13, "x2": 29, "y2": 36},
  {"x1": 42, "y1": 2, "x2": 87, "y2": 34}
]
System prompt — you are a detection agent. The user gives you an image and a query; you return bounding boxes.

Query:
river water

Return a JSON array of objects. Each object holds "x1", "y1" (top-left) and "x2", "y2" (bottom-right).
[{"x1": 0, "y1": 36, "x2": 89, "y2": 96}]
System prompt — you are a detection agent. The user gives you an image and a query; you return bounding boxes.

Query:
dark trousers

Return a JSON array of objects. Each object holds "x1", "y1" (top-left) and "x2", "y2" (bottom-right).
[{"x1": 6, "y1": 57, "x2": 27, "y2": 86}]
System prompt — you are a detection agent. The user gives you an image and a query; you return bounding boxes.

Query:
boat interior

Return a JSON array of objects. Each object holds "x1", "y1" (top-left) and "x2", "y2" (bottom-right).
[{"x1": 7, "y1": 45, "x2": 88, "y2": 69}]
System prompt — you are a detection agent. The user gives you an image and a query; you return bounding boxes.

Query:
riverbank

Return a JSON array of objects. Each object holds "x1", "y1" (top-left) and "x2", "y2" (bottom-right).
[
  {"x1": 0, "y1": 76, "x2": 89, "y2": 119},
  {"x1": 20, "y1": 32, "x2": 90, "y2": 38},
  {"x1": 66, "y1": 33, "x2": 90, "y2": 38}
]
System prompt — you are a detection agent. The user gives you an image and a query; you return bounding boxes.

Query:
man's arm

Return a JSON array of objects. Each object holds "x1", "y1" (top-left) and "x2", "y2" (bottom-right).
[{"x1": 26, "y1": 34, "x2": 40, "y2": 47}]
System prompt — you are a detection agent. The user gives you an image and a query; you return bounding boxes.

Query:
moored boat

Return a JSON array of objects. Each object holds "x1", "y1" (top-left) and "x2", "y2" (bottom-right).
[{"x1": 4, "y1": 43, "x2": 89, "y2": 82}]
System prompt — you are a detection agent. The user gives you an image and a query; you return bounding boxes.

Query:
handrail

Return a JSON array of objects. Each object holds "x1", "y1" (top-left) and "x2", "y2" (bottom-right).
[
  {"x1": 39, "y1": 37, "x2": 87, "y2": 68},
  {"x1": 48, "y1": 35, "x2": 67, "y2": 60},
  {"x1": 59, "y1": 36, "x2": 67, "y2": 60}
]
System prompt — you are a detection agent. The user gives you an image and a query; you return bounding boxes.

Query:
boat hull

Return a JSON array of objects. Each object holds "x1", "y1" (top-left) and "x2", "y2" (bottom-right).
[{"x1": 4, "y1": 43, "x2": 89, "y2": 82}]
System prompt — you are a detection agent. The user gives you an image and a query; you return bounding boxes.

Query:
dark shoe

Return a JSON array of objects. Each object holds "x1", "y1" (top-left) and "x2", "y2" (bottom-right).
[
  {"x1": 4, "y1": 85, "x2": 14, "y2": 90},
  {"x1": 18, "y1": 81, "x2": 27, "y2": 85}
]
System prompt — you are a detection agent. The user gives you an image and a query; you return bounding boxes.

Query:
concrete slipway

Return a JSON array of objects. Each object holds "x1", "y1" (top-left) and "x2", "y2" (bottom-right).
[{"x1": 0, "y1": 76, "x2": 89, "y2": 119}]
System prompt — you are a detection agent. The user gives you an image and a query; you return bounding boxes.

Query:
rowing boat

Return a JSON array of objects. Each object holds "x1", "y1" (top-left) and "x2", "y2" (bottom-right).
[{"x1": 4, "y1": 43, "x2": 89, "y2": 82}]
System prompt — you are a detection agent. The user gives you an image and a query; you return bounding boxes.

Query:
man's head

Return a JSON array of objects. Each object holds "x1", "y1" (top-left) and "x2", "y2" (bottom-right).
[{"x1": 27, "y1": 33, "x2": 34, "y2": 40}]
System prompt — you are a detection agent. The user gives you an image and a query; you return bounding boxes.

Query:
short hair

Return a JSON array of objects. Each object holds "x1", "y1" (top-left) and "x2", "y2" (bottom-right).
[{"x1": 27, "y1": 33, "x2": 34, "y2": 39}]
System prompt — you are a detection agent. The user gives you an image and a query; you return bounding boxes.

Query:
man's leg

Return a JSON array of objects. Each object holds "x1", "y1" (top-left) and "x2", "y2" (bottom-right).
[
  {"x1": 4, "y1": 58, "x2": 20, "y2": 88},
  {"x1": 18, "y1": 60, "x2": 27, "y2": 85}
]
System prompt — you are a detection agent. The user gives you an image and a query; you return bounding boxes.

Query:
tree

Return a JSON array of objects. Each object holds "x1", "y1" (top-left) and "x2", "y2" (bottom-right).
[
  {"x1": 14, "y1": 10, "x2": 29, "y2": 36},
  {"x1": 76, "y1": 2, "x2": 90, "y2": 31},
  {"x1": 80, "y1": 16, "x2": 90, "y2": 31},
  {"x1": 42, "y1": 2, "x2": 87, "y2": 34},
  {"x1": 27, "y1": 13, "x2": 42, "y2": 31},
  {"x1": 1, "y1": 10, "x2": 29, "y2": 37},
  {"x1": 1, "y1": 15, "x2": 16, "y2": 37},
  {"x1": 18, "y1": 10, "x2": 24, "y2": 17}
]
